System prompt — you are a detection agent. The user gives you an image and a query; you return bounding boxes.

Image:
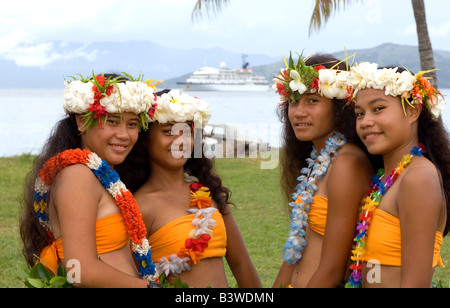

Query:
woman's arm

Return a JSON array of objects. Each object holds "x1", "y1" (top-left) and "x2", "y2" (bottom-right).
[
  {"x1": 398, "y1": 163, "x2": 443, "y2": 288},
  {"x1": 273, "y1": 262, "x2": 295, "y2": 288},
  {"x1": 53, "y1": 165, "x2": 149, "y2": 288},
  {"x1": 307, "y1": 150, "x2": 373, "y2": 287},
  {"x1": 222, "y1": 205, "x2": 262, "y2": 288}
]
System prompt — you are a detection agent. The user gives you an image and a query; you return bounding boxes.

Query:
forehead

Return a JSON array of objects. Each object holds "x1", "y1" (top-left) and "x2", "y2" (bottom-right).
[
  {"x1": 109, "y1": 112, "x2": 140, "y2": 120},
  {"x1": 354, "y1": 88, "x2": 399, "y2": 107}
]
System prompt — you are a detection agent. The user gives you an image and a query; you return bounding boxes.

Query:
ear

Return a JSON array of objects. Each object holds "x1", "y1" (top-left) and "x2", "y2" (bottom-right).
[
  {"x1": 405, "y1": 104, "x2": 422, "y2": 124},
  {"x1": 75, "y1": 114, "x2": 88, "y2": 134}
]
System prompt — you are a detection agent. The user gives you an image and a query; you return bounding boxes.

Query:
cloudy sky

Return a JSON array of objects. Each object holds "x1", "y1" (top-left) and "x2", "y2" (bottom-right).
[{"x1": 0, "y1": 0, "x2": 449, "y2": 67}]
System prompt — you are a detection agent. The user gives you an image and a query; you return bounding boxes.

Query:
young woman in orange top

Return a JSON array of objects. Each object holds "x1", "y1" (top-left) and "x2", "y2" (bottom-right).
[
  {"x1": 346, "y1": 63, "x2": 449, "y2": 288},
  {"x1": 272, "y1": 53, "x2": 379, "y2": 288},
  {"x1": 117, "y1": 89, "x2": 261, "y2": 288},
  {"x1": 20, "y1": 73, "x2": 161, "y2": 287}
]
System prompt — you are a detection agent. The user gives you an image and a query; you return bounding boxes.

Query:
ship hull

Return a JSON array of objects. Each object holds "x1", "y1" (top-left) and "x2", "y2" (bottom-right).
[{"x1": 177, "y1": 82, "x2": 270, "y2": 92}]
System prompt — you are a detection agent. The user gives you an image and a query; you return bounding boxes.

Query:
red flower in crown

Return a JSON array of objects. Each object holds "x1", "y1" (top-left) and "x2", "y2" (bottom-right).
[
  {"x1": 311, "y1": 77, "x2": 319, "y2": 90},
  {"x1": 314, "y1": 65, "x2": 326, "y2": 71},
  {"x1": 147, "y1": 103, "x2": 158, "y2": 119},
  {"x1": 88, "y1": 101, "x2": 107, "y2": 119},
  {"x1": 276, "y1": 83, "x2": 289, "y2": 98},
  {"x1": 89, "y1": 75, "x2": 115, "y2": 119}
]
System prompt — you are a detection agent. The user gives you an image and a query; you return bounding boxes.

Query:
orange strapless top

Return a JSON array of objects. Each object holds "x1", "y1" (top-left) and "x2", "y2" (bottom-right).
[
  {"x1": 39, "y1": 213, "x2": 130, "y2": 273},
  {"x1": 148, "y1": 209, "x2": 227, "y2": 263},
  {"x1": 308, "y1": 196, "x2": 328, "y2": 236},
  {"x1": 363, "y1": 209, "x2": 445, "y2": 267}
]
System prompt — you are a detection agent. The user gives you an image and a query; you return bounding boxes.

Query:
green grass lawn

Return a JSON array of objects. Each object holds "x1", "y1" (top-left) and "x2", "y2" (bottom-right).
[{"x1": 1, "y1": 154, "x2": 449, "y2": 288}]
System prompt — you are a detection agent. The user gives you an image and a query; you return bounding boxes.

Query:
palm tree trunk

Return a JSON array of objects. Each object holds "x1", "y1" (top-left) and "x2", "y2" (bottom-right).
[{"x1": 411, "y1": 0, "x2": 438, "y2": 87}]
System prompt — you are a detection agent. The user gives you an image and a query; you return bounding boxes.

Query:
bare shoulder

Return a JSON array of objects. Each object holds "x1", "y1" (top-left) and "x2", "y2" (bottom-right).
[
  {"x1": 399, "y1": 157, "x2": 443, "y2": 204},
  {"x1": 53, "y1": 163, "x2": 102, "y2": 195},
  {"x1": 331, "y1": 143, "x2": 373, "y2": 175},
  {"x1": 51, "y1": 164, "x2": 103, "y2": 222}
]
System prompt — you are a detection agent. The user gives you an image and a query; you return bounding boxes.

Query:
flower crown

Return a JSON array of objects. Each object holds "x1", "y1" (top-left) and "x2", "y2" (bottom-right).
[
  {"x1": 63, "y1": 72, "x2": 159, "y2": 130},
  {"x1": 149, "y1": 89, "x2": 211, "y2": 128},
  {"x1": 347, "y1": 62, "x2": 446, "y2": 119},
  {"x1": 273, "y1": 53, "x2": 352, "y2": 104}
]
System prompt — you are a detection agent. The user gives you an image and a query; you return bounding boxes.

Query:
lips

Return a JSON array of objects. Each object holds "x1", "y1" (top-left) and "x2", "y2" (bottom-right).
[
  {"x1": 362, "y1": 131, "x2": 382, "y2": 141},
  {"x1": 110, "y1": 143, "x2": 128, "y2": 152},
  {"x1": 293, "y1": 123, "x2": 312, "y2": 128}
]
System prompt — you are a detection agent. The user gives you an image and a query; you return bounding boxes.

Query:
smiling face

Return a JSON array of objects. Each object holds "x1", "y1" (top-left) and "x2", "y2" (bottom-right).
[
  {"x1": 146, "y1": 122, "x2": 194, "y2": 171},
  {"x1": 77, "y1": 112, "x2": 140, "y2": 166},
  {"x1": 288, "y1": 92, "x2": 335, "y2": 145},
  {"x1": 354, "y1": 88, "x2": 418, "y2": 155}
]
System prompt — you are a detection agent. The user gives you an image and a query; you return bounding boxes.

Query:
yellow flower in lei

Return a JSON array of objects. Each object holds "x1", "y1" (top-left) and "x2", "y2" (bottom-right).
[{"x1": 346, "y1": 144, "x2": 426, "y2": 288}]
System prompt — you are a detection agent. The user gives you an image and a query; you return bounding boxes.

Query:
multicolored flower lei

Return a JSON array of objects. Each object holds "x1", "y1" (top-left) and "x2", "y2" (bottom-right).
[
  {"x1": 155, "y1": 174, "x2": 216, "y2": 277},
  {"x1": 345, "y1": 144, "x2": 426, "y2": 288},
  {"x1": 282, "y1": 132, "x2": 347, "y2": 265},
  {"x1": 33, "y1": 148, "x2": 158, "y2": 281}
]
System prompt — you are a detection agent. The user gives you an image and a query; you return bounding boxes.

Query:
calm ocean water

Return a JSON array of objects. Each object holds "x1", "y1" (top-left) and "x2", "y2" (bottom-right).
[{"x1": 1, "y1": 88, "x2": 449, "y2": 157}]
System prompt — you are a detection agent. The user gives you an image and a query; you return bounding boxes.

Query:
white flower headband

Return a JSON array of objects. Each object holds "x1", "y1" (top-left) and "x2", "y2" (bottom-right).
[
  {"x1": 63, "y1": 72, "x2": 159, "y2": 129},
  {"x1": 149, "y1": 89, "x2": 211, "y2": 128},
  {"x1": 347, "y1": 62, "x2": 446, "y2": 119},
  {"x1": 273, "y1": 52, "x2": 352, "y2": 104}
]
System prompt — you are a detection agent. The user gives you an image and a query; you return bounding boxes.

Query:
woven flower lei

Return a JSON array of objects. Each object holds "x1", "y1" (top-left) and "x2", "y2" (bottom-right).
[
  {"x1": 282, "y1": 132, "x2": 347, "y2": 264},
  {"x1": 155, "y1": 174, "x2": 217, "y2": 277},
  {"x1": 273, "y1": 52, "x2": 352, "y2": 104},
  {"x1": 345, "y1": 144, "x2": 426, "y2": 288},
  {"x1": 150, "y1": 89, "x2": 212, "y2": 129},
  {"x1": 347, "y1": 62, "x2": 446, "y2": 119},
  {"x1": 63, "y1": 72, "x2": 160, "y2": 130},
  {"x1": 33, "y1": 148, "x2": 158, "y2": 281}
]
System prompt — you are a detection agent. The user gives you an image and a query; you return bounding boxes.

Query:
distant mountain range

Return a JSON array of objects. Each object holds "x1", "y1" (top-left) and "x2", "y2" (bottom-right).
[
  {"x1": 245, "y1": 43, "x2": 450, "y2": 89},
  {"x1": 1, "y1": 41, "x2": 449, "y2": 89}
]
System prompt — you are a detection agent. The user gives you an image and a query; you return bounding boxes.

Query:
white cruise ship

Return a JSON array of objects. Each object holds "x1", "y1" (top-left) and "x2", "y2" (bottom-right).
[{"x1": 177, "y1": 61, "x2": 270, "y2": 92}]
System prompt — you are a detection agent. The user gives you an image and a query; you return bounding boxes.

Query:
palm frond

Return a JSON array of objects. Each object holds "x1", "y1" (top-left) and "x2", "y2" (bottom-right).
[
  {"x1": 309, "y1": 0, "x2": 359, "y2": 36},
  {"x1": 191, "y1": 0, "x2": 231, "y2": 22}
]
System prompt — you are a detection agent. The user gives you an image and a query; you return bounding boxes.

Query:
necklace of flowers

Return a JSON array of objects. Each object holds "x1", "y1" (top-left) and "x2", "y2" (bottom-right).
[
  {"x1": 282, "y1": 132, "x2": 347, "y2": 265},
  {"x1": 345, "y1": 144, "x2": 426, "y2": 288},
  {"x1": 155, "y1": 173, "x2": 217, "y2": 277},
  {"x1": 32, "y1": 148, "x2": 158, "y2": 281}
]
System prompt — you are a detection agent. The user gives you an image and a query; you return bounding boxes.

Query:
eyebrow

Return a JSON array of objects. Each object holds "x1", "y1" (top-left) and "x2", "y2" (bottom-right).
[
  {"x1": 355, "y1": 97, "x2": 388, "y2": 108},
  {"x1": 108, "y1": 114, "x2": 140, "y2": 121}
]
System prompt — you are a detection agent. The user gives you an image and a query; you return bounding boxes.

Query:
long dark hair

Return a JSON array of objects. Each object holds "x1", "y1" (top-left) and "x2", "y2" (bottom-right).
[
  {"x1": 277, "y1": 54, "x2": 381, "y2": 205},
  {"x1": 116, "y1": 90, "x2": 232, "y2": 214},
  {"x1": 419, "y1": 110, "x2": 450, "y2": 236},
  {"x1": 20, "y1": 73, "x2": 131, "y2": 267},
  {"x1": 393, "y1": 67, "x2": 450, "y2": 236},
  {"x1": 20, "y1": 114, "x2": 81, "y2": 266}
]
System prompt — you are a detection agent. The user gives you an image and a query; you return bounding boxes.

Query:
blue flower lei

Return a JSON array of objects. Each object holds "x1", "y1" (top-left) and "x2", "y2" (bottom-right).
[{"x1": 282, "y1": 132, "x2": 347, "y2": 265}]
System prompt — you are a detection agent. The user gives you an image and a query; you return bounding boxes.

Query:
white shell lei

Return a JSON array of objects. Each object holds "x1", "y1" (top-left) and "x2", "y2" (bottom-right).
[{"x1": 282, "y1": 132, "x2": 347, "y2": 265}]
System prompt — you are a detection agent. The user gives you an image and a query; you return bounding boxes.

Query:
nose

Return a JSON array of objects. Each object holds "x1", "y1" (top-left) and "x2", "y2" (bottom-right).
[
  {"x1": 358, "y1": 113, "x2": 374, "y2": 130},
  {"x1": 291, "y1": 101, "x2": 308, "y2": 118},
  {"x1": 115, "y1": 122, "x2": 131, "y2": 140}
]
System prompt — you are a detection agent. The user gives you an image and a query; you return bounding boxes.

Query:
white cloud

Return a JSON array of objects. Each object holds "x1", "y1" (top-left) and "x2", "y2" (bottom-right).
[
  {"x1": 0, "y1": 32, "x2": 98, "y2": 67},
  {"x1": 429, "y1": 21, "x2": 450, "y2": 38}
]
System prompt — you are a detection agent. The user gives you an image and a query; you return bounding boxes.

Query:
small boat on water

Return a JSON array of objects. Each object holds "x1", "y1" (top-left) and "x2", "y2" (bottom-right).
[{"x1": 177, "y1": 56, "x2": 270, "y2": 92}]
